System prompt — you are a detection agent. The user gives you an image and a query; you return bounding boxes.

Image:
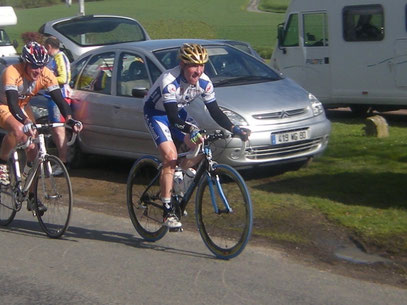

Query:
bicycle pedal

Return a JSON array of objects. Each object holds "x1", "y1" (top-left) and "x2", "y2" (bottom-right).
[{"x1": 169, "y1": 227, "x2": 183, "y2": 232}]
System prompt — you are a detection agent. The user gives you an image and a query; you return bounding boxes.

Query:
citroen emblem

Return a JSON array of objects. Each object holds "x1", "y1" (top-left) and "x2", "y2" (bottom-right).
[{"x1": 280, "y1": 110, "x2": 289, "y2": 118}]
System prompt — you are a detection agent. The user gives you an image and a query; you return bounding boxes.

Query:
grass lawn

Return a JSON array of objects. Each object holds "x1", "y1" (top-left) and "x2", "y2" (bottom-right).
[
  {"x1": 9, "y1": 0, "x2": 285, "y2": 57},
  {"x1": 247, "y1": 112, "x2": 407, "y2": 255}
]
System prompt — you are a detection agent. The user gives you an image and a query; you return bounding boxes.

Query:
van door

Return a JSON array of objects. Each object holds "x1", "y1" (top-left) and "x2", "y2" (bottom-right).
[
  {"x1": 301, "y1": 11, "x2": 331, "y2": 100},
  {"x1": 394, "y1": 39, "x2": 407, "y2": 87},
  {"x1": 273, "y1": 13, "x2": 307, "y2": 88}
]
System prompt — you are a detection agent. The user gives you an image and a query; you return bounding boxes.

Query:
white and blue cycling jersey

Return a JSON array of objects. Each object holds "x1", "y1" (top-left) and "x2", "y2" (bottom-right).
[
  {"x1": 144, "y1": 65, "x2": 215, "y2": 113},
  {"x1": 144, "y1": 65, "x2": 216, "y2": 146}
]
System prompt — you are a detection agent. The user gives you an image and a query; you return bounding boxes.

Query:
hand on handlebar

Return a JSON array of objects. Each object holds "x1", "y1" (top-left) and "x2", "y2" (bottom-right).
[
  {"x1": 22, "y1": 121, "x2": 37, "y2": 137},
  {"x1": 190, "y1": 128, "x2": 204, "y2": 145},
  {"x1": 66, "y1": 118, "x2": 83, "y2": 133},
  {"x1": 232, "y1": 125, "x2": 251, "y2": 141}
]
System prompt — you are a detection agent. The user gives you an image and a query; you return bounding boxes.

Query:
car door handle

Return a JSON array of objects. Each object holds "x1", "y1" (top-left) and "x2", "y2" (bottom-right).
[{"x1": 113, "y1": 105, "x2": 121, "y2": 109}]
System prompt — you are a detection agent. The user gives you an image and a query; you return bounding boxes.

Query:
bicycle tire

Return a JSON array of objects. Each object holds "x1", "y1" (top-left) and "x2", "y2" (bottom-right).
[
  {"x1": 34, "y1": 155, "x2": 72, "y2": 238},
  {"x1": 126, "y1": 156, "x2": 168, "y2": 241},
  {"x1": 195, "y1": 163, "x2": 253, "y2": 259},
  {"x1": 0, "y1": 159, "x2": 19, "y2": 226},
  {"x1": 0, "y1": 184, "x2": 16, "y2": 226}
]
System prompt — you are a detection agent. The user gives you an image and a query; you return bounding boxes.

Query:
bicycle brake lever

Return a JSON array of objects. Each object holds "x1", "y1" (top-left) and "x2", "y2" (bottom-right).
[{"x1": 186, "y1": 143, "x2": 202, "y2": 159}]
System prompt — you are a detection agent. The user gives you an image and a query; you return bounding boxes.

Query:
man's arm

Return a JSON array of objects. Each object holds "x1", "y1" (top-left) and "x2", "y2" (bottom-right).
[
  {"x1": 49, "y1": 89, "x2": 72, "y2": 119},
  {"x1": 205, "y1": 100, "x2": 233, "y2": 131},
  {"x1": 54, "y1": 53, "x2": 70, "y2": 85},
  {"x1": 164, "y1": 102, "x2": 194, "y2": 133},
  {"x1": 6, "y1": 90, "x2": 27, "y2": 124}
]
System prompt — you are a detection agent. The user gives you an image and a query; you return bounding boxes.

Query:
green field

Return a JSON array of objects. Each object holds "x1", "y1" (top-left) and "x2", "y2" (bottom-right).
[
  {"x1": 9, "y1": 0, "x2": 285, "y2": 57},
  {"x1": 248, "y1": 114, "x2": 407, "y2": 256}
]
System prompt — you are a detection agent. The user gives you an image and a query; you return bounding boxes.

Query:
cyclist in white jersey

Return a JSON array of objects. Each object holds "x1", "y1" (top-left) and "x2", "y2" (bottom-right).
[{"x1": 143, "y1": 43, "x2": 250, "y2": 229}]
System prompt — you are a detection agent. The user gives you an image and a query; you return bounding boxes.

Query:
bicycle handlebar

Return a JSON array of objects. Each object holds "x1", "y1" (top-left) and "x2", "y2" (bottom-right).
[
  {"x1": 185, "y1": 129, "x2": 248, "y2": 159},
  {"x1": 17, "y1": 122, "x2": 80, "y2": 150}
]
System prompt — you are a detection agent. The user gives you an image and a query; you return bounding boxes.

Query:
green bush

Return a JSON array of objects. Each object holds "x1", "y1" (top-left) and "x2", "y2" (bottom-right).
[
  {"x1": 254, "y1": 46, "x2": 274, "y2": 59},
  {"x1": 258, "y1": 0, "x2": 289, "y2": 13}
]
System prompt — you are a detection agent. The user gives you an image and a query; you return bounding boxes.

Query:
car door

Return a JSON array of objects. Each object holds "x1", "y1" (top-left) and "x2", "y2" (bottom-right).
[
  {"x1": 71, "y1": 51, "x2": 120, "y2": 155},
  {"x1": 111, "y1": 51, "x2": 156, "y2": 157}
]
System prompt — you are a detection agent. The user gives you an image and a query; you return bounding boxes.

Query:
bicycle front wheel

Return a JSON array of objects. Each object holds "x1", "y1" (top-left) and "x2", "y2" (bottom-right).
[
  {"x1": 195, "y1": 164, "x2": 253, "y2": 259},
  {"x1": 126, "y1": 156, "x2": 168, "y2": 241},
  {"x1": 0, "y1": 184, "x2": 16, "y2": 226},
  {"x1": 34, "y1": 155, "x2": 72, "y2": 238}
]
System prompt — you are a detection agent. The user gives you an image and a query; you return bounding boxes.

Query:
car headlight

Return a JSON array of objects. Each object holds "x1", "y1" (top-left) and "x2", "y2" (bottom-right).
[
  {"x1": 309, "y1": 93, "x2": 324, "y2": 116},
  {"x1": 219, "y1": 107, "x2": 248, "y2": 126}
]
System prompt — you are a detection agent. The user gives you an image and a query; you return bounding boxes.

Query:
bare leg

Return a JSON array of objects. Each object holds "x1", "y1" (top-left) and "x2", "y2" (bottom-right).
[
  {"x1": 0, "y1": 115, "x2": 32, "y2": 161},
  {"x1": 158, "y1": 141, "x2": 178, "y2": 199},
  {"x1": 52, "y1": 127, "x2": 67, "y2": 163},
  {"x1": 179, "y1": 133, "x2": 203, "y2": 170}
]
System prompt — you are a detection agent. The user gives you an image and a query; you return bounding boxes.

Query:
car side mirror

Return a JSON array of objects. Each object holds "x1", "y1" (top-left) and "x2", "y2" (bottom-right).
[
  {"x1": 277, "y1": 23, "x2": 287, "y2": 54},
  {"x1": 132, "y1": 88, "x2": 148, "y2": 98},
  {"x1": 12, "y1": 40, "x2": 18, "y2": 49}
]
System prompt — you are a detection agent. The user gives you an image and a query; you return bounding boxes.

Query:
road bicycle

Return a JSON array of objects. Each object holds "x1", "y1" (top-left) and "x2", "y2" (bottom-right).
[
  {"x1": 0, "y1": 123, "x2": 77, "y2": 238},
  {"x1": 126, "y1": 130, "x2": 253, "y2": 259}
]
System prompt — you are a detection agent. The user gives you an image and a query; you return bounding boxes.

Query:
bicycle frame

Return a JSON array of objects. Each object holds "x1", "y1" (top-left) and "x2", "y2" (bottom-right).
[
  {"x1": 176, "y1": 133, "x2": 238, "y2": 216},
  {"x1": 135, "y1": 130, "x2": 244, "y2": 218},
  {"x1": 9, "y1": 123, "x2": 76, "y2": 204}
]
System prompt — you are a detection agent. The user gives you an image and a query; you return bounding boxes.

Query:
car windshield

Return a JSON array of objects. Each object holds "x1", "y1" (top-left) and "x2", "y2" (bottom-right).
[
  {"x1": 0, "y1": 30, "x2": 12, "y2": 47},
  {"x1": 153, "y1": 45, "x2": 281, "y2": 86},
  {"x1": 53, "y1": 16, "x2": 146, "y2": 46}
]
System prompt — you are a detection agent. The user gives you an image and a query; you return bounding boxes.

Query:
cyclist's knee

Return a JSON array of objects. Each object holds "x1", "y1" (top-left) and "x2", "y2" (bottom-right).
[
  {"x1": 10, "y1": 128, "x2": 26, "y2": 144},
  {"x1": 162, "y1": 158, "x2": 177, "y2": 169}
]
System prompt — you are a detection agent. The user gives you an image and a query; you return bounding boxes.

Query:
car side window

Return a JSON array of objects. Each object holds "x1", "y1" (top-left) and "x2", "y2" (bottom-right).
[
  {"x1": 77, "y1": 52, "x2": 115, "y2": 94},
  {"x1": 117, "y1": 53, "x2": 150, "y2": 97},
  {"x1": 71, "y1": 56, "x2": 89, "y2": 88},
  {"x1": 146, "y1": 58, "x2": 162, "y2": 84}
]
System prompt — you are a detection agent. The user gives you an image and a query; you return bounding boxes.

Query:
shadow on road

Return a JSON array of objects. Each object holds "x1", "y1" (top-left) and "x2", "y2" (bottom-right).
[{"x1": 0, "y1": 218, "x2": 215, "y2": 260}]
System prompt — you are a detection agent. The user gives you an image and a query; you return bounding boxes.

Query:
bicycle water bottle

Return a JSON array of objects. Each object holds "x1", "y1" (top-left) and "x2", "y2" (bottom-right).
[
  {"x1": 173, "y1": 166, "x2": 184, "y2": 196},
  {"x1": 183, "y1": 168, "x2": 196, "y2": 192}
]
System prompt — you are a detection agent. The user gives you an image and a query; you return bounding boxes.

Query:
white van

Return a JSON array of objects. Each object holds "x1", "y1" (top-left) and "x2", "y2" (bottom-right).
[
  {"x1": 271, "y1": 0, "x2": 407, "y2": 115},
  {"x1": 0, "y1": 6, "x2": 18, "y2": 57}
]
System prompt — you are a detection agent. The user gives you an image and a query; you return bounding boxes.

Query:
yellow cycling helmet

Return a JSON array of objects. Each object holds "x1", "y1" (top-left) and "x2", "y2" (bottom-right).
[{"x1": 179, "y1": 43, "x2": 208, "y2": 65}]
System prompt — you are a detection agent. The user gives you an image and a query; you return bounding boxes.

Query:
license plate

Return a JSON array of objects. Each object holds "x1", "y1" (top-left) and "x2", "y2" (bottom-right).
[{"x1": 271, "y1": 130, "x2": 309, "y2": 145}]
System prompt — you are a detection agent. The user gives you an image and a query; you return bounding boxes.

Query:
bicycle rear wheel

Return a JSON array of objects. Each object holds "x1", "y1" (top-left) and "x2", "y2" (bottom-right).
[
  {"x1": 127, "y1": 156, "x2": 168, "y2": 241},
  {"x1": 0, "y1": 184, "x2": 16, "y2": 226},
  {"x1": 34, "y1": 155, "x2": 72, "y2": 238},
  {"x1": 195, "y1": 164, "x2": 253, "y2": 259}
]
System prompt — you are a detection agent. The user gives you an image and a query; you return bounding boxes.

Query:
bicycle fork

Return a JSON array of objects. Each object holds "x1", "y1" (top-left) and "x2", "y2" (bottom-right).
[{"x1": 206, "y1": 172, "x2": 233, "y2": 214}]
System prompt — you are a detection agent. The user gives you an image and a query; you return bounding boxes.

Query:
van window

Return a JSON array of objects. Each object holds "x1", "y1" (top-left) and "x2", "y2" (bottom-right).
[
  {"x1": 281, "y1": 13, "x2": 299, "y2": 47},
  {"x1": 303, "y1": 13, "x2": 328, "y2": 47},
  {"x1": 405, "y1": 5, "x2": 407, "y2": 31},
  {"x1": 343, "y1": 5, "x2": 384, "y2": 41}
]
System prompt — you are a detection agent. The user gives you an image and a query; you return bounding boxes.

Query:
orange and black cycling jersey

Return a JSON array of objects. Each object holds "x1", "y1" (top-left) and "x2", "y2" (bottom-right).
[
  {"x1": 0, "y1": 62, "x2": 71, "y2": 123},
  {"x1": 0, "y1": 62, "x2": 60, "y2": 109}
]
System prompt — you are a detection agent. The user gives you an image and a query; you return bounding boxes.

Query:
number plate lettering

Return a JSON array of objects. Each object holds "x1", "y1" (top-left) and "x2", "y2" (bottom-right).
[{"x1": 271, "y1": 130, "x2": 309, "y2": 145}]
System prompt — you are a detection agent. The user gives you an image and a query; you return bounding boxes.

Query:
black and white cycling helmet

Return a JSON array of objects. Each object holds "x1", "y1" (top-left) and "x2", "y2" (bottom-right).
[{"x1": 21, "y1": 41, "x2": 49, "y2": 68}]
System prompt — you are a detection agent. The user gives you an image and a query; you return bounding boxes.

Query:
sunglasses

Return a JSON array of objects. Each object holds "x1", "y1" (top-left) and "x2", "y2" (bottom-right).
[{"x1": 28, "y1": 63, "x2": 44, "y2": 70}]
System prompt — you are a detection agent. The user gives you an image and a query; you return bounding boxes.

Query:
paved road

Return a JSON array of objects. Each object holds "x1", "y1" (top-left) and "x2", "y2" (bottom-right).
[{"x1": 0, "y1": 206, "x2": 406, "y2": 305}]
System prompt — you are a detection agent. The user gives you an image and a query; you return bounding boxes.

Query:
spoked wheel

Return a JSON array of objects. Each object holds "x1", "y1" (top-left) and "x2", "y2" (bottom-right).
[
  {"x1": 34, "y1": 155, "x2": 72, "y2": 238},
  {"x1": 0, "y1": 184, "x2": 16, "y2": 226},
  {"x1": 195, "y1": 164, "x2": 253, "y2": 259},
  {"x1": 127, "y1": 156, "x2": 168, "y2": 241}
]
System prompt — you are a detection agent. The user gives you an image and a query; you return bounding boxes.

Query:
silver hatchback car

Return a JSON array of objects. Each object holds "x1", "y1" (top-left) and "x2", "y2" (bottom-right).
[
  {"x1": 69, "y1": 39, "x2": 330, "y2": 169},
  {"x1": 39, "y1": 14, "x2": 150, "y2": 62}
]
